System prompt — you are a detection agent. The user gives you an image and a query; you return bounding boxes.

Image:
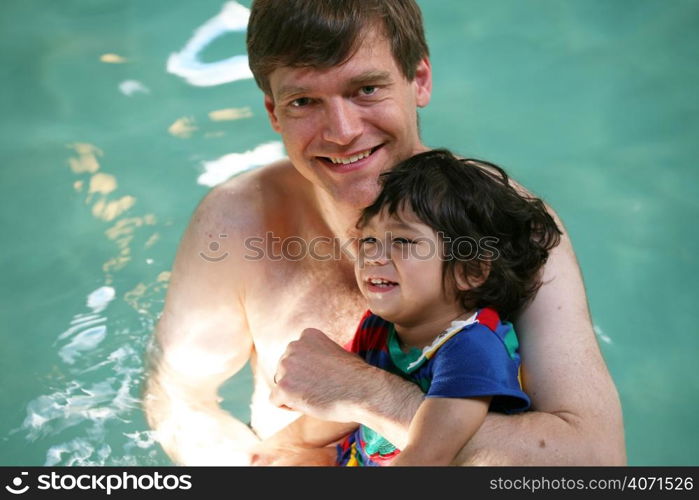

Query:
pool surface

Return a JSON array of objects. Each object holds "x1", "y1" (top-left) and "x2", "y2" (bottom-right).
[{"x1": 1, "y1": 0, "x2": 698, "y2": 465}]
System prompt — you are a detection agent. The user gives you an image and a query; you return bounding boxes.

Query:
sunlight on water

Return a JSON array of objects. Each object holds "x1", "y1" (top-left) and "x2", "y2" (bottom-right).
[
  {"x1": 67, "y1": 143, "x2": 102, "y2": 174},
  {"x1": 208, "y1": 107, "x2": 253, "y2": 122},
  {"x1": 22, "y1": 343, "x2": 148, "y2": 464},
  {"x1": 4, "y1": 0, "x2": 282, "y2": 467},
  {"x1": 118, "y1": 80, "x2": 150, "y2": 97},
  {"x1": 167, "y1": 1, "x2": 253, "y2": 87},
  {"x1": 594, "y1": 324, "x2": 613, "y2": 345},
  {"x1": 100, "y1": 53, "x2": 128, "y2": 64},
  {"x1": 19, "y1": 281, "x2": 158, "y2": 465},
  {"x1": 58, "y1": 326, "x2": 107, "y2": 365},
  {"x1": 168, "y1": 117, "x2": 198, "y2": 139},
  {"x1": 13, "y1": 138, "x2": 171, "y2": 464},
  {"x1": 197, "y1": 141, "x2": 285, "y2": 187}
]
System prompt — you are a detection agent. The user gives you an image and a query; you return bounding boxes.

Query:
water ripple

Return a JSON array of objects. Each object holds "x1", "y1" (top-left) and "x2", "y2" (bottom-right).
[{"x1": 19, "y1": 285, "x2": 160, "y2": 465}]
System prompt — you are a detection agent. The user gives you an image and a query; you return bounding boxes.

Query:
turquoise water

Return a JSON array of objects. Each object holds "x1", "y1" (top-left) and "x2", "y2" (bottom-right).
[{"x1": 1, "y1": 0, "x2": 698, "y2": 465}]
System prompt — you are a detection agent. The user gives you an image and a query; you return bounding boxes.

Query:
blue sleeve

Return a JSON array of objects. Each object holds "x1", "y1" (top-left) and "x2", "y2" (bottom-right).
[{"x1": 426, "y1": 325, "x2": 530, "y2": 414}]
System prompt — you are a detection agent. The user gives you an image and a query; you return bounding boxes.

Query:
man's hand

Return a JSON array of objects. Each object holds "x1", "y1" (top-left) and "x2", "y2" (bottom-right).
[
  {"x1": 270, "y1": 328, "x2": 367, "y2": 421},
  {"x1": 250, "y1": 442, "x2": 337, "y2": 466},
  {"x1": 248, "y1": 414, "x2": 356, "y2": 466},
  {"x1": 271, "y1": 328, "x2": 424, "y2": 448}
]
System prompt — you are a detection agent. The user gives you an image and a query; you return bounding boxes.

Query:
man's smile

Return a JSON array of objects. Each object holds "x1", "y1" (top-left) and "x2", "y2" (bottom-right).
[{"x1": 316, "y1": 145, "x2": 384, "y2": 171}]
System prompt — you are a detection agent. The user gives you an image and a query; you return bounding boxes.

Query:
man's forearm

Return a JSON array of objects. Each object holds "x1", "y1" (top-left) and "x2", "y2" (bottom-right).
[
  {"x1": 144, "y1": 372, "x2": 260, "y2": 465},
  {"x1": 347, "y1": 364, "x2": 423, "y2": 450},
  {"x1": 453, "y1": 408, "x2": 626, "y2": 465},
  {"x1": 347, "y1": 364, "x2": 625, "y2": 465},
  {"x1": 273, "y1": 327, "x2": 625, "y2": 465}
]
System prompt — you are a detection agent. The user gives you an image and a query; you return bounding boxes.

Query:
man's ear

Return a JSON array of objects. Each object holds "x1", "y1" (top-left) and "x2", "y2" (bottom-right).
[
  {"x1": 264, "y1": 94, "x2": 281, "y2": 133},
  {"x1": 454, "y1": 261, "x2": 490, "y2": 291},
  {"x1": 413, "y1": 57, "x2": 432, "y2": 108}
]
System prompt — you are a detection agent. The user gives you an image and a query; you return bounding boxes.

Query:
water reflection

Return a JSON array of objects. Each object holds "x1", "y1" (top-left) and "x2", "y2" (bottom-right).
[
  {"x1": 169, "y1": 107, "x2": 255, "y2": 140},
  {"x1": 100, "y1": 53, "x2": 127, "y2": 64},
  {"x1": 15, "y1": 0, "x2": 284, "y2": 465},
  {"x1": 118, "y1": 80, "x2": 150, "y2": 96},
  {"x1": 68, "y1": 144, "x2": 138, "y2": 222},
  {"x1": 67, "y1": 143, "x2": 101, "y2": 174},
  {"x1": 168, "y1": 116, "x2": 197, "y2": 139},
  {"x1": 17, "y1": 142, "x2": 169, "y2": 464},
  {"x1": 208, "y1": 106, "x2": 252, "y2": 122},
  {"x1": 21, "y1": 284, "x2": 154, "y2": 465},
  {"x1": 124, "y1": 272, "x2": 171, "y2": 316},
  {"x1": 167, "y1": 1, "x2": 252, "y2": 87},
  {"x1": 88, "y1": 172, "x2": 117, "y2": 197},
  {"x1": 198, "y1": 141, "x2": 284, "y2": 187}
]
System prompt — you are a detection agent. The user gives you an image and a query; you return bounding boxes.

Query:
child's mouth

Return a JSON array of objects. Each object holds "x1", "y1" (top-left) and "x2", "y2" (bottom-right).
[{"x1": 366, "y1": 277, "x2": 398, "y2": 293}]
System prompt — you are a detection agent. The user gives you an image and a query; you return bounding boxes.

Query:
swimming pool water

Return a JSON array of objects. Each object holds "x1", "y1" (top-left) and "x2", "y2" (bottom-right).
[{"x1": 1, "y1": 0, "x2": 698, "y2": 465}]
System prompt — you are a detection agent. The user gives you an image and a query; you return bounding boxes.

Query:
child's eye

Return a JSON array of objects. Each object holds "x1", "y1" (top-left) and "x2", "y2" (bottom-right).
[
  {"x1": 358, "y1": 237, "x2": 377, "y2": 246},
  {"x1": 392, "y1": 237, "x2": 414, "y2": 245}
]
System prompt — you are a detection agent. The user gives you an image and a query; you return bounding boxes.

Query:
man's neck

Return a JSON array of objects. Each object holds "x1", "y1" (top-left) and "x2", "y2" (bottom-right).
[{"x1": 311, "y1": 186, "x2": 364, "y2": 250}]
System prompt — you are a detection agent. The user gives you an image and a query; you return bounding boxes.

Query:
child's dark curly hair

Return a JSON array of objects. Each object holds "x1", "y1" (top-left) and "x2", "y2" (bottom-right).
[{"x1": 357, "y1": 149, "x2": 562, "y2": 320}]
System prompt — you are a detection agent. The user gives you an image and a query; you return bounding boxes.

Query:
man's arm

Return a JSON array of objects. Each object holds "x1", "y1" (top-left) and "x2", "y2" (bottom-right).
[
  {"x1": 454, "y1": 209, "x2": 626, "y2": 464},
  {"x1": 273, "y1": 211, "x2": 626, "y2": 465},
  {"x1": 143, "y1": 186, "x2": 260, "y2": 465},
  {"x1": 250, "y1": 415, "x2": 356, "y2": 466}
]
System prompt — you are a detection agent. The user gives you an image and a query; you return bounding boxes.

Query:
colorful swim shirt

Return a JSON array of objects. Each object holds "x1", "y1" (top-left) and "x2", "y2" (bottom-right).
[{"x1": 336, "y1": 308, "x2": 530, "y2": 466}]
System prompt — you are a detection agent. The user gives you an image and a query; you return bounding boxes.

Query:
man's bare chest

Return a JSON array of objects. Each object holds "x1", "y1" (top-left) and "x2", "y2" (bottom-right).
[{"x1": 243, "y1": 258, "x2": 367, "y2": 374}]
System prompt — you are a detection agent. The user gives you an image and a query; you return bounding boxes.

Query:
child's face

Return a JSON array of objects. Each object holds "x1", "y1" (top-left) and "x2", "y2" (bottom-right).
[{"x1": 355, "y1": 207, "x2": 464, "y2": 327}]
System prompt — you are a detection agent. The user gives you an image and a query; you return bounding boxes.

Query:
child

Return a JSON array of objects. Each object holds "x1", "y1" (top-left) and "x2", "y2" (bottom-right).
[{"x1": 257, "y1": 149, "x2": 561, "y2": 466}]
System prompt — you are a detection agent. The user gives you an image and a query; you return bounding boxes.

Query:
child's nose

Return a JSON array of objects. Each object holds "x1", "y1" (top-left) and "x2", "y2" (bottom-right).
[{"x1": 361, "y1": 241, "x2": 391, "y2": 266}]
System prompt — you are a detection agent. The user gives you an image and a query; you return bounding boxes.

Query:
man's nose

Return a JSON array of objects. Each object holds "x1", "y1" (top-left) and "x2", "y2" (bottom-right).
[{"x1": 322, "y1": 98, "x2": 362, "y2": 145}]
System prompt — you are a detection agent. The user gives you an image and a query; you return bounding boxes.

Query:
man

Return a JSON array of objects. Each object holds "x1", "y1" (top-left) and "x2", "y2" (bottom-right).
[{"x1": 144, "y1": 0, "x2": 625, "y2": 465}]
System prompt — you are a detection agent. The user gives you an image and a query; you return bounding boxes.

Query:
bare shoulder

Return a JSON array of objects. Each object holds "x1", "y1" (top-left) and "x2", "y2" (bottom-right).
[
  {"x1": 193, "y1": 158, "x2": 302, "y2": 239},
  {"x1": 156, "y1": 159, "x2": 305, "y2": 350}
]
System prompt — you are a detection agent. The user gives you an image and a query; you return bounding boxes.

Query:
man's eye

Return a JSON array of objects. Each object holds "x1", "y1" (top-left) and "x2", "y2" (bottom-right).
[
  {"x1": 290, "y1": 97, "x2": 311, "y2": 107},
  {"x1": 359, "y1": 86, "x2": 378, "y2": 96}
]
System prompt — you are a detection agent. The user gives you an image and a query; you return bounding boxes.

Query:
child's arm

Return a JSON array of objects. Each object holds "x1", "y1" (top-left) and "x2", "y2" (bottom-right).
[
  {"x1": 251, "y1": 415, "x2": 357, "y2": 466},
  {"x1": 390, "y1": 396, "x2": 491, "y2": 466}
]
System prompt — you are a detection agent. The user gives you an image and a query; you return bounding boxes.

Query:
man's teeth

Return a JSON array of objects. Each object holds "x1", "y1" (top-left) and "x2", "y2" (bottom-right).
[{"x1": 329, "y1": 149, "x2": 371, "y2": 165}]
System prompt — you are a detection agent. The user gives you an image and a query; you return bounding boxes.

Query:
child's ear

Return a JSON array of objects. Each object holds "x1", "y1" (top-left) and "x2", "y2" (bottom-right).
[{"x1": 454, "y1": 261, "x2": 490, "y2": 291}]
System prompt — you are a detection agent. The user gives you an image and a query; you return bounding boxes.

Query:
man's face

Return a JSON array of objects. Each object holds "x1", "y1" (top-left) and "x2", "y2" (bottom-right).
[{"x1": 264, "y1": 29, "x2": 432, "y2": 209}]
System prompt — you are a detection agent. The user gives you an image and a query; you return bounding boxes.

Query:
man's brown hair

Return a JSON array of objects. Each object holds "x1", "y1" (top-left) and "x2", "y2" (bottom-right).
[{"x1": 247, "y1": 0, "x2": 429, "y2": 95}]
